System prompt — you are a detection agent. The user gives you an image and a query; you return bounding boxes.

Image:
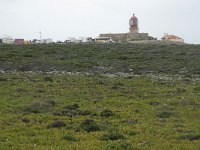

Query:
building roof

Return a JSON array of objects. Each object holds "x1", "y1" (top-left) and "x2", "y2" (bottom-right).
[
  {"x1": 130, "y1": 14, "x2": 138, "y2": 20},
  {"x1": 162, "y1": 34, "x2": 182, "y2": 40}
]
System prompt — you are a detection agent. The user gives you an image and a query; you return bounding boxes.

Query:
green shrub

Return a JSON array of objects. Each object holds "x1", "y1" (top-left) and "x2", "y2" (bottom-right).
[
  {"x1": 18, "y1": 64, "x2": 33, "y2": 71},
  {"x1": 0, "y1": 137, "x2": 7, "y2": 144},
  {"x1": 178, "y1": 134, "x2": 200, "y2": 142},
  {"x1": 78, "y1": 109, "x2": 92, "y2": 116},
  {"x1": 53, "y1": 104, "x2": 81, "y2": 117},
  {"x1": 48, "y1": 120, "x2": 66, "y2": 128},
  {"x1": 193, "y1": 86, "x2": 200, "y2": 92},
  {"x1": 21, "y1": 118, "x2": 30, "y2": 123},
  {"x1": 149, "y1": 102, "x2": 160, "y2": 106},
  {"x1": 157, "y1": 111, "x2": 173, "y2": 118},
  {"x1": 63, "y1": 134, "x2": 79, "y2": 142},
  {"x1": 80, "y1": 119, "x2": 100, "y2": 132},
  {"x1": 53, "y1": 109, "x2": 77, "y2": 117},
  {"x1": 112, "y1": 82, "x2": 124, "y2": 90},
  {"x1": 0, "y1": 77, "x2": 7, "y2": 81},
  {"x1": 178, "y1": 99, "x2": 197, "y2": 106},
  {"x1": 53, "y1": 104, "x2": 93, "y2": 117},
  {"x1": 108, "y1": 142, "x2": 133, "y2": 150},
  {"x1": 44, "y1": 76, "x2": 53, "y2": 82},
  {"x1": 128, "y1": 131, "x2": 139, "y2": 136},
  {"x1": 64, "y1": 104, "x2": 79, "y2": 110},
  {"x1": 96, "y1": 79, "x2": 107, "y2": 85},
  {"x1": 99, "y1": 132, "x2": 126, "y2": 141},
  {"x1": 100, "y1": 109, "x2": 114, "y2": 117},
  {"x1": 24, "y1": 100, "x2": 56, "y2": 114},
  {"x1": 22, "y1": 54, "x2": 34, "y2": 57}
]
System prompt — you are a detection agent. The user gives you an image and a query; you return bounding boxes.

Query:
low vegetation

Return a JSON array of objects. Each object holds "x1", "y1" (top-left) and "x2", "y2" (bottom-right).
[
  {"x1": 47, "y1": 120, "x2": 67, "y2": 128},
  {"x1": 0, "y1": 43, "x2": 200, "y2": 76},
  {"x1": 0, "y1": 43, "x2": 200, "y2": 149},
  {"x1": 100, "y1": 109, "x2": 114, "y2": 117},
  {"x1": 99, "y1": 131, "x2": 126, "y2": 141}
]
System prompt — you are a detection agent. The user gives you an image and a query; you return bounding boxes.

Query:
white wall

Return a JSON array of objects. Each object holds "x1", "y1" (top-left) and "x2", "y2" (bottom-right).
[{"x1": 2, "y1": 38, "x2": 14, "y2": 44}]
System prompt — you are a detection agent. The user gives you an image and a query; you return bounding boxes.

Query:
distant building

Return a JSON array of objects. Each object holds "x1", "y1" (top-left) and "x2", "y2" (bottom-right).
[
  {"x1": 0, "y1": 39, "x2": 2, "y2": 44},
  {"x1": 69, "y1": 37, "x2": 76, "y2": 43},
  {"x1": 81, "y1": 37, "x2": 93, "y2": 43},
  {"x1": 73, "y1": 38, "x2": 82, "y2": 43},
  {"x1": 41, "y1": 38, "x2": 53, "y2": 44},
  {"x1": 64, "y1": 37, "x2": 93, "y2": 43},
  {"x1": 34, "y1": 40, "x2": 41, "y2": 44},
  {"x1": 2, "y1": 37, "x2": 14, "y2": 44},
  {"x1": 161, "y1": 34, "x2": 184, "y2": 43},
  {"x1": 31, "y1": 38, "x2": 53, "y2": 44},
  {"x1": 64, "y1": 39, "x2": 71, "y2": 43},
  {"x1": 14, "y1": 39, "x2": 24, "y2": 45},
  {"x1": 24, "y1": 40, "x2": 30, "y2": 45},
  {"x1": 65, "y1": 37, "x2": 83, "y2": 43},
  {"x1": 56, "y1": 41, "x2": 64, "y2": 44},
  {"x1": 99, "y1": 14, "x2": 156, "y2": 42},
  {"x1": 31, "y1": 39, "x2": 37, "y2": 44},
  {"x1": 94, "y1": 37, "x2": 112, "y2": 43}
]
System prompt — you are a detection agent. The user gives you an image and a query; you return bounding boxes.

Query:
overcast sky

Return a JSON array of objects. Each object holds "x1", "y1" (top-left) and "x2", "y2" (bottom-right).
[{"x1": 0, "y1": 0, "x2": 199, "y2": 44}]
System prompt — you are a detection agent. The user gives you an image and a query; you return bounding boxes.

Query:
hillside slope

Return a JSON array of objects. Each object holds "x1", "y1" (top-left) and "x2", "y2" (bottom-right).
[
  {"x1": 0, "y1": 43, "x2": 200, "y2": 76},
  {"x1": 0, "y1": 43, "x2": 200, "y2": 150}
]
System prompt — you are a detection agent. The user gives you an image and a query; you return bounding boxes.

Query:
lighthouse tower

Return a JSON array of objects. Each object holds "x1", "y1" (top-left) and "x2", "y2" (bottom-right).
[{"x1": 129, "y1": 14, "x2": 139, "y2": 33}]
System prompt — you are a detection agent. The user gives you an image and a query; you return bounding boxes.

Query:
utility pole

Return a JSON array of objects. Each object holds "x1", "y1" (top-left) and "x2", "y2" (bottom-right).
[{"x1": 39, "y1": 31, "x2": 42, "y2": 40}]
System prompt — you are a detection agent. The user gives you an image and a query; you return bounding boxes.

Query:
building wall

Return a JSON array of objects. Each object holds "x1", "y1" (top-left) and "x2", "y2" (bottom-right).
[
  {"x1": 127, "y1": 33, "x2": 154, "y2": 41},
  {"x1": 100, "y1": 33, "x2": 127, "y2": 42},
  {"x1": 175, "y1": 39, "x2": 184, "y2": 43},
  {"x1": 15, "y1": 39, "x2": 24, "y2": 45},
  {"x1": 81, "y1": 37, "x2": 93, "y2": 43},
  {"x1": 164, "y1": 38, "x2": 184, "y2": 43},
  {"x1": 129, "y1": 27, "x2": 139, "y2": 33},
  {"x1": 24, "y1": 40, "x2": 30, "y2": 45},
  {"x1": 41, "y1": 39, "x2": 53, "y2": 44},
  {"x1": 161, "y1": 34, "x2": 184, "y2": 43},
  {"x1": 2, "y1": 38, "x2": 14, "y2": 44},
  {"x1": 95, "y1": 40, "x2": 108, "y2": 43},
  {"x1": 100, "y1": 33, "x2": 154, "y2": 42}
]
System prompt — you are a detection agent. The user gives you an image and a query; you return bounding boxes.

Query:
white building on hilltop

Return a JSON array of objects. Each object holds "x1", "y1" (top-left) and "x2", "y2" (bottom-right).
[
  {"x1": 2, "y1": 37, "x2": 14, "y2": 44},
  {"x1": 80, "y1": 37, "x2": 93, "y2": 43},
  {"x1": 40, "y1": 38, "x2": 53, "y2": 44},
  {"x1": 161, "y1": 33, "x2": 184, "y2": 43}
]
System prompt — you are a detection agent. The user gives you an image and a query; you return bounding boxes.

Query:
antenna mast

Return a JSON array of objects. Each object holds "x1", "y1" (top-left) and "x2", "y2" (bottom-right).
[{"x1": 39, "y1": 31, "x2": 42, "y2": 40}]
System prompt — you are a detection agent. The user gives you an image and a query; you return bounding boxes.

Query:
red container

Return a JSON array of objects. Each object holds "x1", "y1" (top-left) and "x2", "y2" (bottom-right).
[{"x1": 14, "y1": 39, "x2": 24, "y2": 45}]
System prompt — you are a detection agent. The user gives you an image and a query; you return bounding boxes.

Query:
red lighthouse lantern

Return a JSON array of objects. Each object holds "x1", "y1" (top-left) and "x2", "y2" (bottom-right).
[{"x1": 129, "y1": 14, "x2": 139, "y2": 33}]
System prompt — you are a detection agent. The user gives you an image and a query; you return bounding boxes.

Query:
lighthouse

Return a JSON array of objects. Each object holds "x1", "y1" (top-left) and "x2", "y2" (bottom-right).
[
  {"x1": 99, "y1": 13, "x2": 155, "y2": 42},
  {"x1": 129, "y1": 14, "x2": 139, "y2": 33}
]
